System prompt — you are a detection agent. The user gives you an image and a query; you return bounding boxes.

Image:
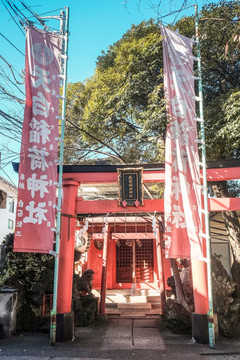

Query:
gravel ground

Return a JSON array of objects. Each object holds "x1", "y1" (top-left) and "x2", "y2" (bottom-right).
[{"x1": 0, "y1": 318, "x2": 239, "y2": 360}]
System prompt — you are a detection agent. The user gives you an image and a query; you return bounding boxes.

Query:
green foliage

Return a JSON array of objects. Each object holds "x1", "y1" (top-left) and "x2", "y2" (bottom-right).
[
  {"x1": 200, "y1": 1, "x2": 240, "y2": 99},
  {"x1": 149, "y1": 182, "x2": 165, "y2": 199},
  {"x1": 205, "y1": 90, "x2": 240, "y2": 159},
  {"x1": 0, "y1": 233, "x2": 53, "y2": 290},
  {"x1": 65, "y1": 20, "x2": 166, "y2": 164},
  {"x1": 0, "y1": 233, "x2": 54, "y2": 330},
  {"x1": 65, "y1": 1, "x2": 240, "y2": 165},
  {"x1": 176, "y1": 1, "x2": 240, "y2": 160},
  {"x1": 199, "y1": 1, "x2": 240, "y2": 160}
]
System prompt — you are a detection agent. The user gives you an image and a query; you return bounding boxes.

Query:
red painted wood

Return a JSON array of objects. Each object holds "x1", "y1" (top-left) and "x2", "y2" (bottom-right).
[
  {"x1": 191, "y1": 259, "x2": 208, "y2": 314},
  {"x1": 93, "y1": 233, "x2": 156, "y2": 240},
  {"x1": 62, "y1": 170, "x2": 165, "y2": 183},
  {"x1": 88, "y1": 232, "x2": 171, "y2": 291},
  {"x1": 76, "y1": 197, "x2": 240, "y2": 214},
  {"x1": 209, "y1": 197, "x2": 240, "y2": 211},
  {"x1": 76, "y1": 199, "x2": 163, "y2": 213},
  {"x1": 57, "y1": 180, "x2": 79, "y2": 314},
  {"x1": 156, "y1": 226, "x2": 165, "y2": 314},
  {"x1": 89, "y1": 224, "x2": 154, "y2": 234},
  {"x1": 206, "y1": 167, "x2": 240, "y2": 181},
  {"x1": 99, "y1": 224, "x2": 110, "y2": 314},
  {"x1": 63, "y1": 172, "x2": 117, "y2": 183},
  {"x1": 87, "y1": 240, "x2": 103, "y2": 288},
  {"x1": 57, "y1": 166, "x2": 239, "y2": 311},
  {"x1": 163, "y1": 258, "x2": 172, "y2": 291},
  {"x1": 62, "y1": 167, "x2": 240, "y2": 183}
]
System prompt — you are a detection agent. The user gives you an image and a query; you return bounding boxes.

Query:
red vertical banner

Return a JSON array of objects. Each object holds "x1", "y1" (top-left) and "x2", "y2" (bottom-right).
[
  {"x1": 161, "y1": 26, "x2": 203, "y2": 260},
  {"x1": 14, "y1": 27, "x2": 62, "y2": 253}
]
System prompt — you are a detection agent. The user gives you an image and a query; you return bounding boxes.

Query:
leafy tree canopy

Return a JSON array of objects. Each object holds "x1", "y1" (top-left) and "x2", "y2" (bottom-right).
[
  {"x1": 65, "y1": 20, "x2": 166, "y2": 164},
  {"x1": 65, "y1": 0, "x2": 240, "y2": 164},
  {"x1": 176, "y1": 0, "x2": 240, "y2": 160}
]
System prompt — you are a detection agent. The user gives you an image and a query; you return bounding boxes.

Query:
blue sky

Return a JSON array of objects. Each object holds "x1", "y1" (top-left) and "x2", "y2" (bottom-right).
[
  {"x1": 0, "y1": 0, "x2": 209, "y2": 184},
  {"x1": 1, "y1": 0, "x2": 207, "y2": 83}
]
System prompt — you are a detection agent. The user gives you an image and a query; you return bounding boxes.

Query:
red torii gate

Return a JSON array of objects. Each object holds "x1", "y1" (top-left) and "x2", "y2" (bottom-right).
[{"x1": 56, "y1": 159, "x2": 240, "y2": 340}]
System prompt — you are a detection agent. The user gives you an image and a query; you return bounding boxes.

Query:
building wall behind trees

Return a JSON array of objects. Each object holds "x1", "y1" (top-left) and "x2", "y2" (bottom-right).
[{"x1": 0, "y1": 176, "x2": 18, "y2": 244}]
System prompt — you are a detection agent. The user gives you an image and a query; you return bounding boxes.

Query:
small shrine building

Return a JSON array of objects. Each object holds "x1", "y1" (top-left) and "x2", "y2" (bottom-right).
[{"x1": 56, "y1": 159, "x2": 240, "y2": 328}]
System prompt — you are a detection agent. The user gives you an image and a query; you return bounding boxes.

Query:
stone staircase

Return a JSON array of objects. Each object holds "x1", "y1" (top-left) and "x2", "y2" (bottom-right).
[{"x1": 95, "y1": 289, "x2": 162, "y2": 319}]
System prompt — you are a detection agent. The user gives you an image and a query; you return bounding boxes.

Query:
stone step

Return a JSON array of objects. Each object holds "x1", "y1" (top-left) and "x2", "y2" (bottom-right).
[
  {"x1": 105, "y1": 305, "x2": 162, "y2": 319},
  {"x1": 128, "y1": 295, "x2": 147, "y2": 303},
  {"x1": 147, "y1": 295, "x2": 161, "y2": 303},
  {"x1": 105, "y1": 289, "x2": 132, "y2": 296},
  {"x1": 118, "y1": 302, "x2": 152, "y2": 310},
  {"x1": 104, "y1": 289, "x2": 160, "y2": 296},
  {"x1": 107, "y1": 314, "x2": 121, "y2": 318},
  {"x1": 106, "y1": 295, "x2": 127, "y2": 303},
  {"x1": 105, "y1": 303, "x2": 160, "y2": 310},
  {"x1": 151, "y1": 303, "x2": 161, "y2": 310},
  {"x1": 108, "y1": 314, "x2": 160, "y2": 319},
  {"x1": 105, "y1": 308, "x2": 121, "y2": 315},
  {"x1": 105, "y1": 305, "x2": 161, "y2": 312},
  {"x1": 119, "y1": 311, "x2": 148, "y2": 318},
  {"x1": 105, "y1": 303, "x2": 118, "y2": 308},
  {"x1": 105, "y1": 294, "x2": 161, "y2": 304}
]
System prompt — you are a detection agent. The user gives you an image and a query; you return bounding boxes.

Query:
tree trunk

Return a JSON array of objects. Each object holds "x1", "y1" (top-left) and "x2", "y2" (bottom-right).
[
  {"x1": 210, "y1": 181, "x2": 240, "y2": 295},
  {"x1": 170, "y1": 259, "x2": 192, "y2": 313}
]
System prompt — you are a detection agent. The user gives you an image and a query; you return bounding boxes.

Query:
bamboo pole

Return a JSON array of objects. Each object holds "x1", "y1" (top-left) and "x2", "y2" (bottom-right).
[
  {"x1": 50, "y1": 7, "x2": 70, "y2": 345},
  {"x1": 194, "y1": 5, "x2": 215, "y2": 348}
]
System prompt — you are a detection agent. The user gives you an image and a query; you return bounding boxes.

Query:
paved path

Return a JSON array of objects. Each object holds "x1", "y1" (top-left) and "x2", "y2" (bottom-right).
[{"x1": 0, "y1": 318, "x2": 239, "y2": 360}]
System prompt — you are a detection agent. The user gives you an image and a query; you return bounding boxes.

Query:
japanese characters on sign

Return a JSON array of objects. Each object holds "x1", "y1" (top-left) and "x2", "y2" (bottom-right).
[
  {"x1": 14, "y1": 27, "x2": 62, "y2": 253},
  {"x1": 161, "y1": 26, "x2": 203, "y2": 259},
  {"x1": 118, "y1": 168, "x2": 144, "y2": 207}
]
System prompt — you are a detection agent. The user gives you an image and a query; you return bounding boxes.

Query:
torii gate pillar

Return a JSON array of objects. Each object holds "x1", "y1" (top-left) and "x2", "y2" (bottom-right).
[
  {"x1": 191, "y1": 259, "x2": 210, "y2": 344},
  {"x1": 56, "y1": 179, "x2": 79, "y2": 341}
]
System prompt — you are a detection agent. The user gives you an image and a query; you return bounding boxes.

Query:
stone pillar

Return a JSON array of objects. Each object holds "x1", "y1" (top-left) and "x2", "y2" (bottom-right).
[
  {"x1": 0, "y1": 289, "x2": 18, "y2": 337},
  {"x1": 56, "y1": 179, "x2": 79, "y2": 341}
]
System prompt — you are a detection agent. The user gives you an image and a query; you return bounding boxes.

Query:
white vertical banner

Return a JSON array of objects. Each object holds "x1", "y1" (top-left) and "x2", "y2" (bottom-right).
[
  {"x1": 161, "y1": 26, "x2": 203, "y2": 259},
  {"x1": 14, "y1": 27, "x2": 62, "y2": 253}
]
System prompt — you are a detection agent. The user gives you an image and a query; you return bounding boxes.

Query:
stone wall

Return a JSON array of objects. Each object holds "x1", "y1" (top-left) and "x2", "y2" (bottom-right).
[{"x1": 0, "y1": 289, "x2": 18, "y2": 337}]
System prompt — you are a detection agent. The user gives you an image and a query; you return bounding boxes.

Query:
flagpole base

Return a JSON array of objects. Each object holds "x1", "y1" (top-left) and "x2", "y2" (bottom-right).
[
  {"x1": 192, "y1": 312, "x2": 218, "y2": 345},
  {"x1": 192, "y1": 313, "x2": 208, "y2": 344},
  {"x1": 56, "y1": 311, "x2": 75, "y2": 342}
]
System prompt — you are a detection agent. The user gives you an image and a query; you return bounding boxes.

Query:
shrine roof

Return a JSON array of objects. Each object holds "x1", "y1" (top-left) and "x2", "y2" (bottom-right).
[
  {"x1": 12, "y1": 158, "x2": 240, "y2": 174},
  {"x1": 61, "y1": 158, "x2": 240, "y2": 173}
]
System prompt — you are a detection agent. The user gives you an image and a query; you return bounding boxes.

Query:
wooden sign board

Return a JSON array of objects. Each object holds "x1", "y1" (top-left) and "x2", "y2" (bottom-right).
[{"x1": 117, "y1": 168, "x2": 144, "y2": 207}]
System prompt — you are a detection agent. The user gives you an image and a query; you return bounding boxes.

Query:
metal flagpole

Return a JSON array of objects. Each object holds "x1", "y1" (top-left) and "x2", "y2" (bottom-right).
[
  {"x1": 194, "y1": 5, "x2": 215, "y2": 348},
  {"x1": 49, "y1": 7, "x2": 70, "y2": 345}
]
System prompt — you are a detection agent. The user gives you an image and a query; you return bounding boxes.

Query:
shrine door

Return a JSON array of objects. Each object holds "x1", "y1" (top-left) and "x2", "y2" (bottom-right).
[{"x1": 116, "y1": 239, "x2": 154, "y2": 283}]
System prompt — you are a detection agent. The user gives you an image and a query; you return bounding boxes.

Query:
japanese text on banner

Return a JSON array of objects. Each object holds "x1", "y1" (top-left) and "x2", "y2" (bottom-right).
[
  {"x1": 161, "y1": 26, "x2": 203, "y2": 260},
  {"x1": 14, "y1": 27, "x2": 62, "y2": 253}
]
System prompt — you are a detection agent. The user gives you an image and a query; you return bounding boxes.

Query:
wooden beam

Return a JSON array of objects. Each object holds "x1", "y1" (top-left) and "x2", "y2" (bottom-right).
[
  {"x1": 99, "y1": 224, "x2": 110, "y2": 314},
  {"x1": 76, "y1": 199, "x2": 163, "y2": 214},
  {"x1": 206, "y1": 167, "x2": 240, "y2": 182},
  {"x1": 63, "y1": 171, "x2": 164, "y2": 183},
  {"x1": 156, "y1": 226, "x2": 165, "y2": 314},
  {"x1": 76, "y1": 197, "x2": 240, "y2": 214},
  {"x1": 63, "y1": 167, "x2": 240, "y2": 184},
  {"x1": 209, "y1": 198, "x2": 240, "y2": 212},
  {"x1": 92, "y1": 233, "x2": 156, "y2": 240}
]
